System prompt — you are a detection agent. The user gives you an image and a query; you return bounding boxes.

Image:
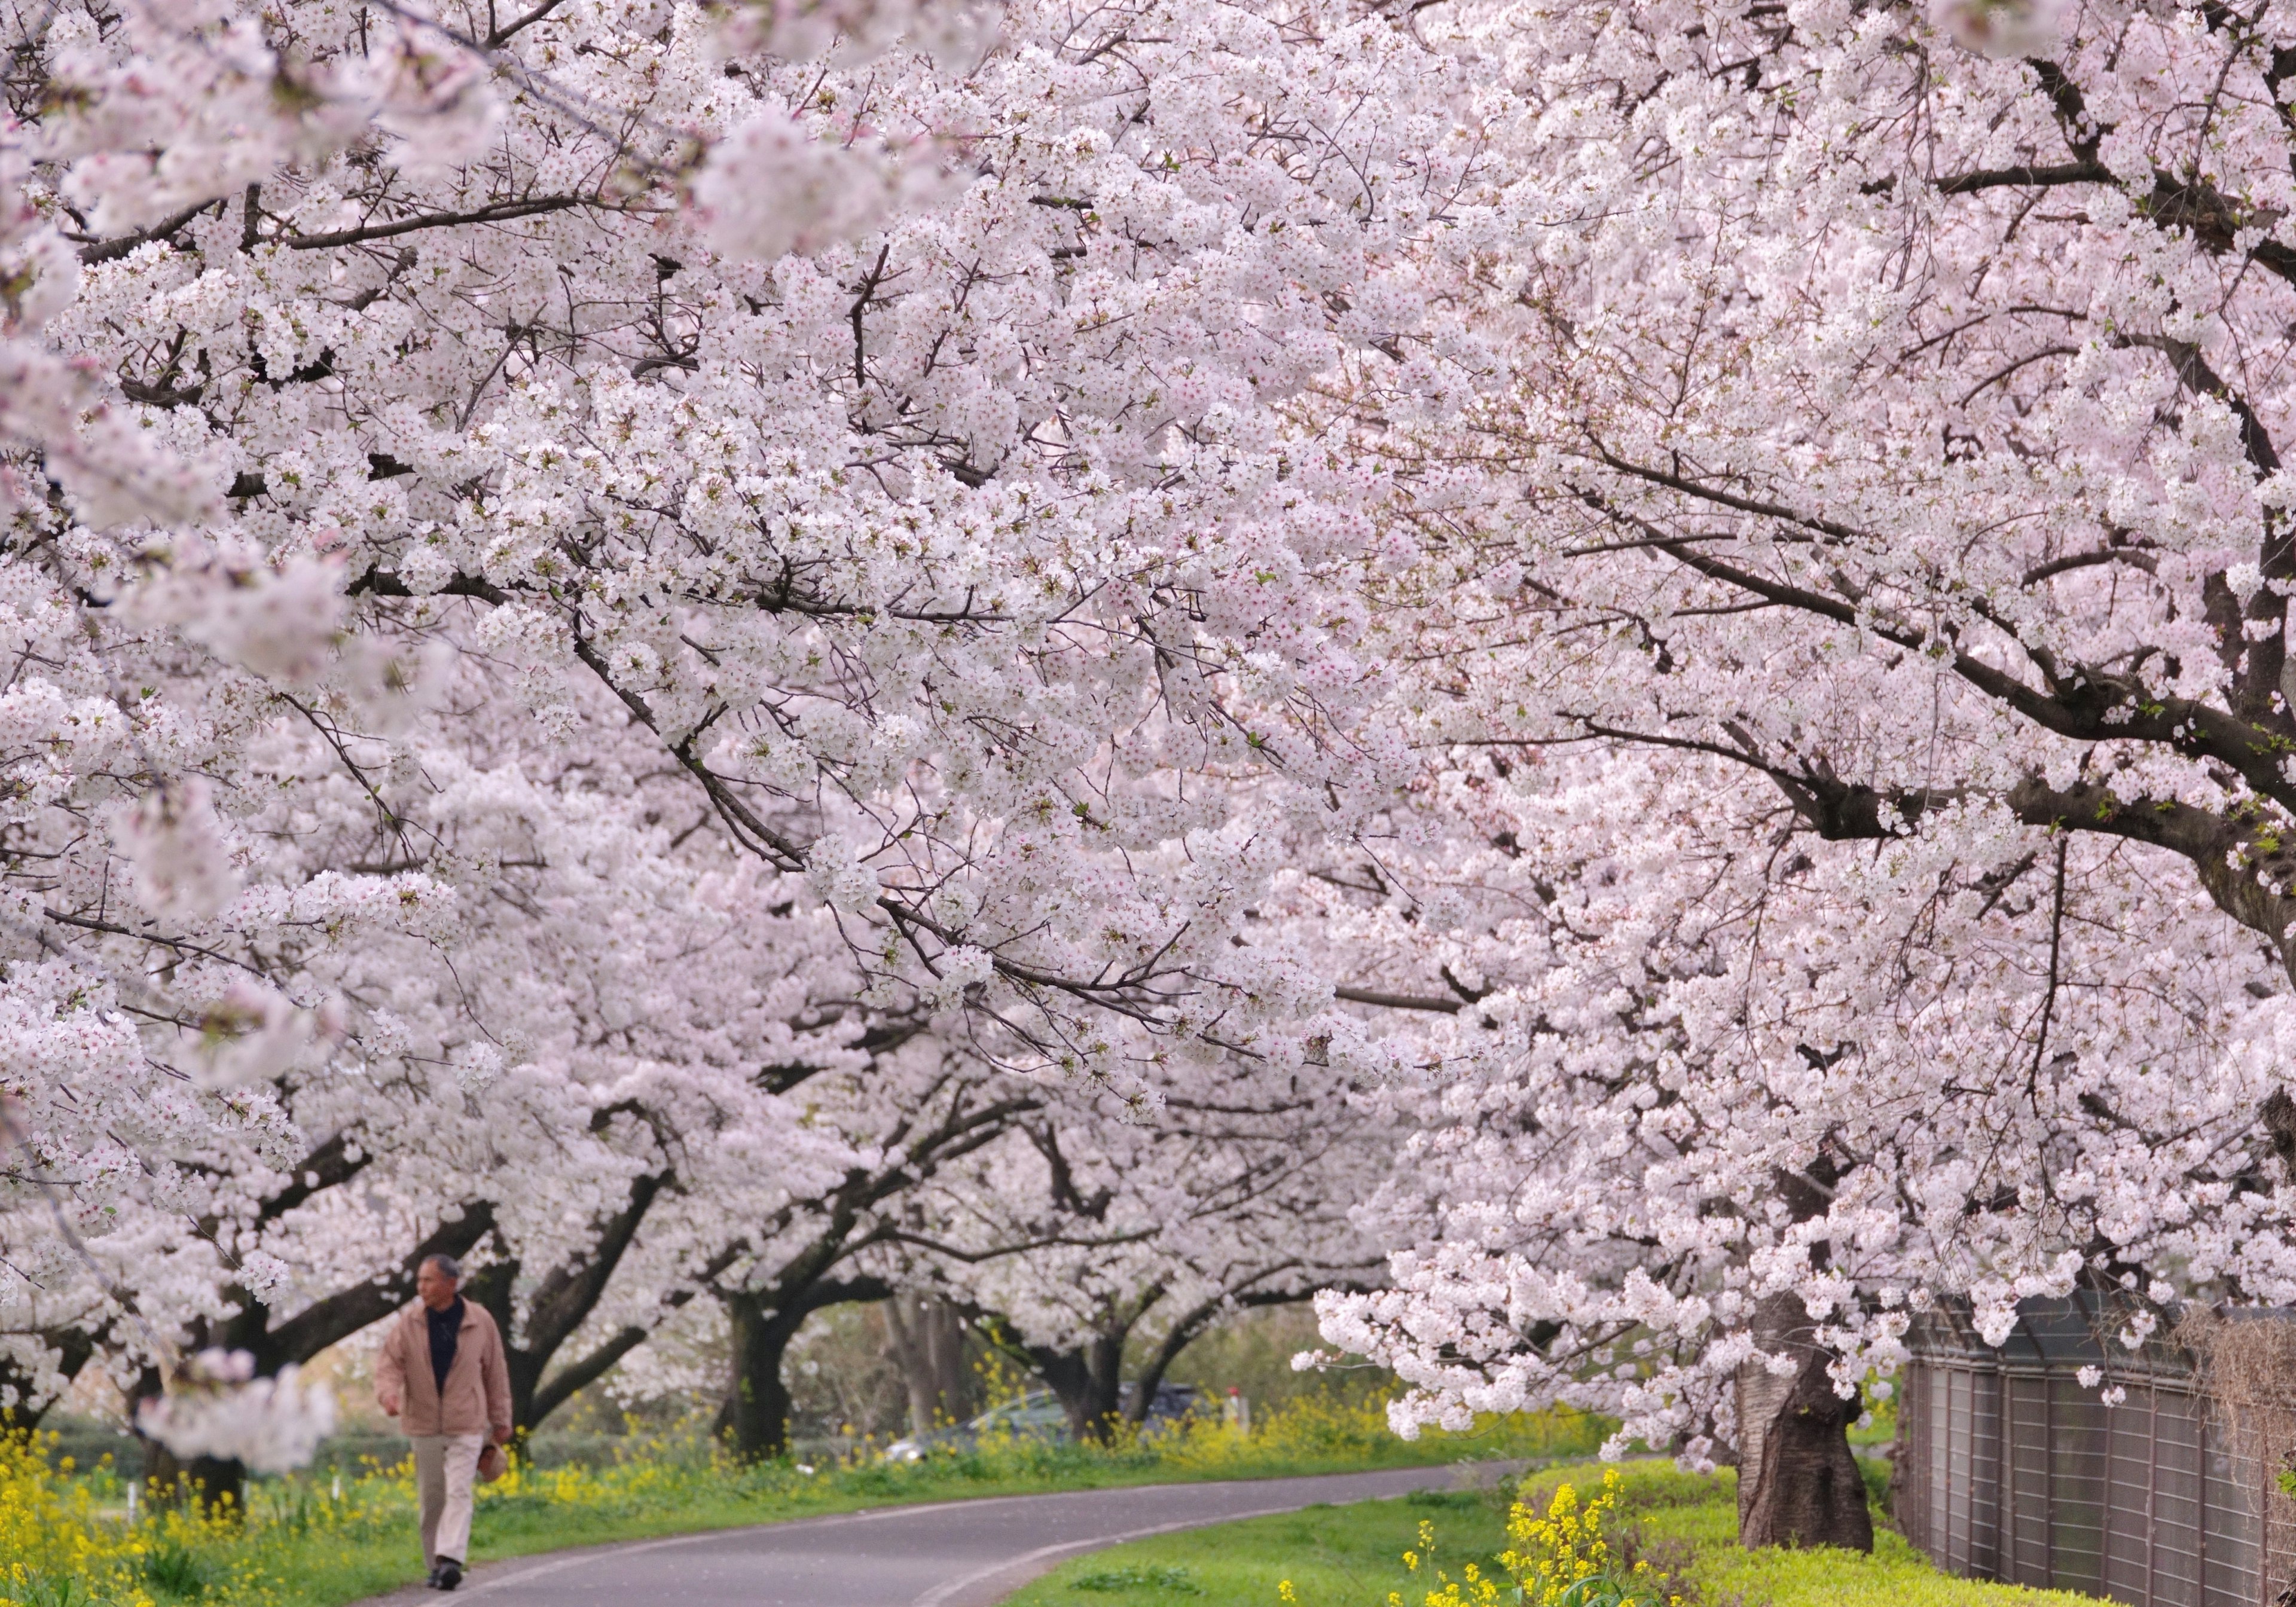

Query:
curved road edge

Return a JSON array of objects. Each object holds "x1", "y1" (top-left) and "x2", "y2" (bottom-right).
[{"x1": 349, "y1": 1461, "x2": 1526, "y2": 1607}]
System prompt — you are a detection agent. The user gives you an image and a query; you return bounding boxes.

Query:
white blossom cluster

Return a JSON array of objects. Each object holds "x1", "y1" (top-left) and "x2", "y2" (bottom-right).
[{"x1": 135, "y1": 1350, "x2": 337, "y2": 1472}]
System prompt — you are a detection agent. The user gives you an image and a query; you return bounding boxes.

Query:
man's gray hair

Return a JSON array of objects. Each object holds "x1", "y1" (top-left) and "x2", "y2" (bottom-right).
[{"x1": 419, "y1": 1253, "x2": 463, "y2": 1281}]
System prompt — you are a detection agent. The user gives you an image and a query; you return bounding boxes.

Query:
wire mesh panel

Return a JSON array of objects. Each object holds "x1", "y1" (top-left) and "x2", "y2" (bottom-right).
[
  {"x1": 2006, "y1": 1371, "x2": 2054, "y2": 1587},
  {"x1": 2051, "y1": 1374, "x2": 2109, "y2": 1596},
  {"x1": 1946, "y1": 1367, "x2": 1980, "y2": 1572},
  {"x1": 2201, "y1": 1409, "x2": 2263, "y2": 1607},
  {"x1": 1900, "y1": 1361, "x2": 1935, "y2": 1558},
  {"x1": 2103, "y1": 1388, "x2": 2157, "y2": 1603},
  {"x1": 1898, "y1": 1297, "x2": 2291, "y2": 1607},
  {"x1": 2148, "y1": 1388, "x2": 2206, "y2": 1607},
  {"x1": 1971, "y1": 1365, "x2": 2005, "y2": 1577}
]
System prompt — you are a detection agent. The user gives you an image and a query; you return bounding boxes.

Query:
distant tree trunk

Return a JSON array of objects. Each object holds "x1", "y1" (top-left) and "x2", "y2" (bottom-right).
[
  {"x1": 882, "y1": 1293, "x2": 975, "y2": 1434},
  {"x1": 1734, "y1": 1290, "x2": 1873, "y2": 1551},
  {"x1": 715, "y1": 1276, "x2": 891, "y2": 1463},
  {"x1": 1029, "y1": 1331, "x2": 1127, "y2": 1443}
]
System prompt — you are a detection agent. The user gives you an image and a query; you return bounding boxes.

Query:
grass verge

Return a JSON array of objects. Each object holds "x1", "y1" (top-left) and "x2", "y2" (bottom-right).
[
  {"x1": 1001, "y1": 1489, "x2": 1503, "y2": 1607},
  {"x1": 999, "y1": 1460, "x2": 2114, "y2": 1607},
  {"x1": 1, "y1": 1400, "x2": 1605, "y2": 1607}
]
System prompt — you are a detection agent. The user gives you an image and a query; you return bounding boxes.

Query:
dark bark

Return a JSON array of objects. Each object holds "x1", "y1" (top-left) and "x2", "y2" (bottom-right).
[
  {"x1": 1734, "y1": 1290, "x2": 1873, "y2": 1551},
  {"x1": 2263, "y1": 1089, "x2": 2296, "y2": 1184},
  {"x1": 0, "y1": 1323, "x2": 98, "y2": 1431},
  {"x1": 1025, "y1": 1330, "x2": 1128, "y2": 1442},
  {"x1": 462, "y1": 1172, "x2": 669, "y2": 1433},
  {"x1": 718, "y1": 1276, "x2": 890, "y2": 1462},
  {"x1": 126, "y1": 1364, "x2": 239, "y2": 1516},
  {"x1": 1733, "y1": 1159, "x2": 1873, "y2": 1553},
  {"x1": 721, "y1": 1290, "x2": 804, "y2": 1463}
]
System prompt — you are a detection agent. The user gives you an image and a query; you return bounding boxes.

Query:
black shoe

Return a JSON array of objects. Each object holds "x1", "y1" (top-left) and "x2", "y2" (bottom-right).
[
  {"x1": 425, "y1": 1565, "x2": 442, "y2": 1590},
  {"x1": 435, "y1": 1561, "x2": 462, "y2": 1593}
]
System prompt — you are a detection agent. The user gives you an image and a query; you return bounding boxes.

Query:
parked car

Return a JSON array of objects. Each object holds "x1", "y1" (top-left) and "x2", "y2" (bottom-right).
[
  {"x1": 879, "y1": 1382, "x2": 1206, "y2": 1462},
  {"x1": 1133, "y1": 1382, "x2": 1204, "y2": 1428}
]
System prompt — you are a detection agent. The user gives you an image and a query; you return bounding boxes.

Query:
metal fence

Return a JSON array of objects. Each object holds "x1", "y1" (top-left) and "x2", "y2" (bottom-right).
[{"x1": 1898, "y1": 1296, "x2": 2295, "y2": 1607}]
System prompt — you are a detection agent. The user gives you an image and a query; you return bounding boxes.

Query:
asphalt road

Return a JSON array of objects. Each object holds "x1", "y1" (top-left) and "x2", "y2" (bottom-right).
[{"x1": 355, "y1": 1463, "x2": 1512, "y2": 1607}]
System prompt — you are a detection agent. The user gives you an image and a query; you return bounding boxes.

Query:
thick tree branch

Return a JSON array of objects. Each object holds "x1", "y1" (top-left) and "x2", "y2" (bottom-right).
[
  {"x1": 238, "y1": 1203, "x2": 499, "y2": 1373},
  {"x1": 281, "y1": 195, "x2": 596, "y2": 251},
  {"x1": 2007, "y1": 777, "x2": 2296, "y2": 971},
  {"x1": 71, "y1": 202, "x2": 214, "y2": 264},
  {"x1": 1583, "y1": 466, "x2": 2296, "y2": 819},
  {"x1": 1333, "y1": 985, "x2": 1463, "y2": 1013}
]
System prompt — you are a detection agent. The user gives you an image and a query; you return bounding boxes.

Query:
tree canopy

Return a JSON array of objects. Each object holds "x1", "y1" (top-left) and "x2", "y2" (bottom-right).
[{"x1": 7, "y1": 0, "x2": 2296, "y2": 1551}]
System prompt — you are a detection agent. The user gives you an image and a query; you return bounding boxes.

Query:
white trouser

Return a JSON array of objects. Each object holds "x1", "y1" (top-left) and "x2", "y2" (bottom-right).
[{"x1": 411, "y1": 1432, "x2": 485, "y2": 1566}]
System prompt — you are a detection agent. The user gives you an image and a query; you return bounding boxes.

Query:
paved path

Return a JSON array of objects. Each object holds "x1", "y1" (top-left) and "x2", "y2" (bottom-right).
[{"x1": 356, "y1": 1463, "x2": 1512, "y2": 1607}]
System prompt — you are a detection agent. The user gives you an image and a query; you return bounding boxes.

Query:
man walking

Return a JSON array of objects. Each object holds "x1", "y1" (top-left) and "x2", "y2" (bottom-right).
[{"x1": 376, "y1": 1254, "x2": 512, "y2": 1591}]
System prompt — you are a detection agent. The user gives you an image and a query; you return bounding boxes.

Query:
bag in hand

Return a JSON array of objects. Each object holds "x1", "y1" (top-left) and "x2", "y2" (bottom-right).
[{"x1": 477, "y1": 1442, "x2": 508, "y2": 1484}]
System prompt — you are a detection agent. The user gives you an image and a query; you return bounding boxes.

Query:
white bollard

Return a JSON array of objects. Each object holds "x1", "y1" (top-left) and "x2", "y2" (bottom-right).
[{"x1": 1223, "y1": 1388, "x2": 1250, "y2": 1435}]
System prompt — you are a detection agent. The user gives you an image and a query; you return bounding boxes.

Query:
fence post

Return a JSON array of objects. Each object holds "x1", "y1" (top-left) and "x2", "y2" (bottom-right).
[
  {"x1": 2145, "y1": 1382, "x2": 2158, "y2": 1605},
  {"x1": 2044, "y1": 1365, "x2": 2056, "y2": 1589},
  {"x1": 1998, "y1": 1363, "x2": 2011, "y2": 1582}
]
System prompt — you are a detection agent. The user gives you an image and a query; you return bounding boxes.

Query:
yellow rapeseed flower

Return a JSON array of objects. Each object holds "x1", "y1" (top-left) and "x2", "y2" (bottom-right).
[{"x1": 0, "y1": 1430, "x2": 156, "y2": 1607}]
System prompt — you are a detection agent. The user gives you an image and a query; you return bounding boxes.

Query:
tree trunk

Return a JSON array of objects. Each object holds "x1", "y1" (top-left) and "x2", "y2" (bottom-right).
[
  {"x1": 1124, "y1": 1305, "x2": 1207, "y2": 1427},
  {"x1": 722, "y1": 1291, "x2": 805, "y2": 1463},
  {"x1": 1735, "y1": 1290, "x2": 1873, "y2": 1552},
  {"x1": 1031, "y1": 1331, "x2": 1127, "y2": 1443},
  {"x1": 882, "y1": 1292, "x2": 975, "y2": 1435},
  {"x1": 141, "y1": 1444, "x2": 248, "y2": 1518},
  {"x1": 463, "y1": 1260, "x2": 539, "y2": 1431}
]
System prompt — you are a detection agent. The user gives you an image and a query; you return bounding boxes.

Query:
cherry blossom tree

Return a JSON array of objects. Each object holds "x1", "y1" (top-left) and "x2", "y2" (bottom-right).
[
  {"x1": 7, "y1": 0, "x2": 1471, "y2": 1077},
  {"x1": 1296, "y1": 0, "x2": 2296, "y2": 1552},
  {"x1": 3, "y1": 659, "x2": 887, "y2": 1501}
]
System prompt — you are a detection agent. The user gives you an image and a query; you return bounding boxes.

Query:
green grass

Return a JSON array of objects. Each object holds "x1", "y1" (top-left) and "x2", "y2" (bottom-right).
[
  {"x1": 1001, "y1": 1488, "x2": 1510, "y2": 1607},
  {"x1": 1633, "y1": 1486, "x2": 2105, "y2": 1607},
  {"x1": 6, "y1": 1401, "x2": 1608, "y2": 1607},
  {"x1": 1002, "y1": 1461, "x2": 2114, "y2": 1607}
]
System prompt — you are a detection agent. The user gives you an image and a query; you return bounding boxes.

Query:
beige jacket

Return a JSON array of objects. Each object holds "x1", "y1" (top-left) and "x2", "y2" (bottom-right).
[{"x1": 377, "y1": 1299, "x2": 512, "y2": 1439}]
